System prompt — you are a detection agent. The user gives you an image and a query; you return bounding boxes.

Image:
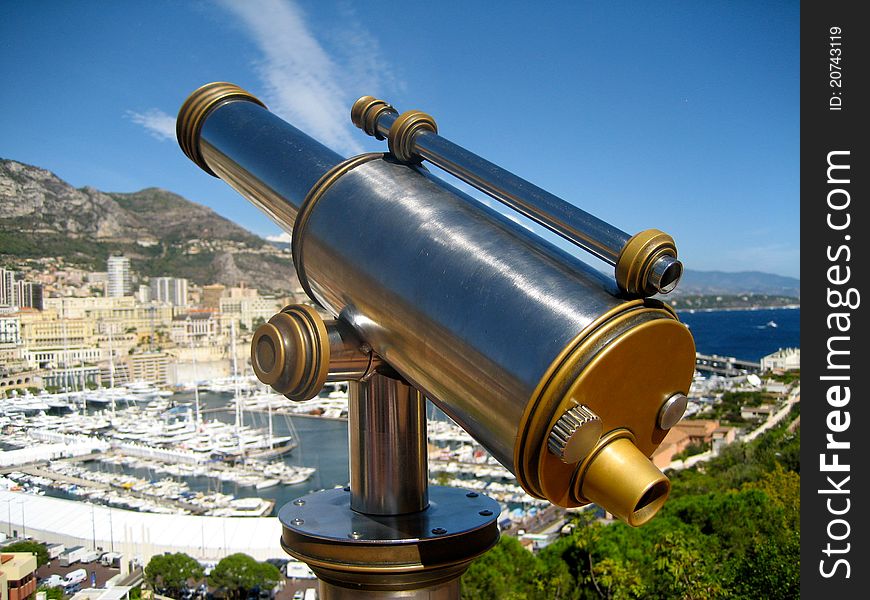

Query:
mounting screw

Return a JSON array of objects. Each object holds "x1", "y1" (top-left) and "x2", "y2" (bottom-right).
[
  {"x1": 479, "y1": 510, "x2": 493, "y2": 516},
  {"x1": 658, "y1": 393, "x2": 688, "y2": 430},
  {"x1": 349, "y1": 531, "x2": 363, "y2": 539},
  {"x1": 291, "y1": 518, "x2": 304, "y2": 526},
  {"x1": 343, "y1": 486, "x2": 351, "y2": 492},
  {"x1": 431, "y1": 527, "x2": 447, "y2": 535},
  {"x1": 292, "y1": 499, "x2": 305, "y2": 506},
  {"x1": 466, "y1": 492, "x2": 478, "y2": 498}
]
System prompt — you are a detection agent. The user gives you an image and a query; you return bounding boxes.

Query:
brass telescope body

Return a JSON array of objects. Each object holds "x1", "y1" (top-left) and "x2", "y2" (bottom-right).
[{"x1": 177, "y1": 82, "x2": 695, "y2": 595}]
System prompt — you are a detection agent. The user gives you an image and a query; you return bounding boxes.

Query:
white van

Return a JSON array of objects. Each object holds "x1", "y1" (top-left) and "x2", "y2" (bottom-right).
[{"x1": 62, "y1": 568, "x2": 87, "y2": 587}]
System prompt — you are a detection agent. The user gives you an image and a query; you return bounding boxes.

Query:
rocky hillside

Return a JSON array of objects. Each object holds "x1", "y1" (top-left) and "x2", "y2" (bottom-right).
[{"x1": 0, "y1": 158, "x2": 301, "y2": 293}]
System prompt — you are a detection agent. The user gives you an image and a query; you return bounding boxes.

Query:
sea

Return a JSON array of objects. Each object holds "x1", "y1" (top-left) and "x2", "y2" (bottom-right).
[
  {"x1": 68, "y1": 307, "x2": 801, "y2": 516},
  {"x1": 677, "y1": 306, "x2": 800, "y2": 362}
]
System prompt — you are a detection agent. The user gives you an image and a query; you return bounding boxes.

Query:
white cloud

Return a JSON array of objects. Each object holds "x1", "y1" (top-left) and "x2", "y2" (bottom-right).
[
  {"x1": 126, "y1": 109, "x2": 176, "y2": 141},
  {"x1": 217, "y1": 0, "x2": 392, "y2": 156},
  {"x1": 266, "y1": 231, "x2": 292, "y2": 243}
]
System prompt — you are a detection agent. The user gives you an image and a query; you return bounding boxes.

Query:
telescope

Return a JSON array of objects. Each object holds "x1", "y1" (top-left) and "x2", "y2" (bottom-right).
[{"x1": 177, "y1": 83, "x2": 695, "y2": 598}]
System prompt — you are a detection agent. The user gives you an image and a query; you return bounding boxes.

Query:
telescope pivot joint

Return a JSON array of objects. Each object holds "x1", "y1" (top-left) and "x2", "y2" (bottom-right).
[{"x1": 251, "y1": 304, "x2": 379, "y2": 401}]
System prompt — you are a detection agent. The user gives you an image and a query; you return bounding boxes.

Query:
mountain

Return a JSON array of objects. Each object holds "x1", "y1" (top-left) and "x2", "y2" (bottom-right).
[
  {"x1": 675, "y1": 269, "x2": 800, "y2": 298},
  {"x1": 0, "y1": 158, "x2": 301, "y2": 293},
  {"x1": 0, "y1": 157, "x2": 799, "y2": 299}
]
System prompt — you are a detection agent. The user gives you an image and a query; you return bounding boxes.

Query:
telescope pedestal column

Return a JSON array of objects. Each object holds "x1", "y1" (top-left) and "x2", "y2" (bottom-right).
[{"x1": 278, "y1": 373, "x2": 500, "y2": 599}]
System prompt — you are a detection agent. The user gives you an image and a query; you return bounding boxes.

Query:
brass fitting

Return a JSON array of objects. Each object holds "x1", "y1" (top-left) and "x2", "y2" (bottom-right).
[
  {"x1": 615, "y1": 229, "x2": 682, "y2": 296},
  {"x1": 350, "y1": 96, "x2": 395, "y2": 139},
  {"x1": 251, "y1": 304, "x2": 379, "y2": 401},
  {"x1": 515, "y1": 300, "x2": 695, "y2": 523},
  {"x1": 251, "y1": 304, "x2": 329, "y2": 401},
  {"x1": 388, "y1": 110, "x2": 438, "y2": 163},
  {"x1": 573, "y1": 430, "x2": 670, "y2": 527},
  {"x1": 176, "y1": 82, "x2": 266, "y2": 176}
]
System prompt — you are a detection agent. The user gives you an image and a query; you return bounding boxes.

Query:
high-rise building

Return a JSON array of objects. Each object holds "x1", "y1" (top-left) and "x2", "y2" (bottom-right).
[
  {"x1": 15, "y1": 281, "x2": 43, "y2": 310},
  {"x1": 151, "y1": 277, "x2": 189, "y2": 306},
  {"x1": 107, "y1": 256, "x2": 132, "y2": 297},
  {"x1": 0, "y1": 268, "x2": 18, "y2": 307}
]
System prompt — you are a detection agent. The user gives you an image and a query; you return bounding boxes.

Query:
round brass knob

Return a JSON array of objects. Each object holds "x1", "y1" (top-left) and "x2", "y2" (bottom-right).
[
  {"x1": 657, "y1": 393, "x2": 688, "y2": 430},
  {"x1": 547, "y1": 405, "x2": 603, "y2": 464},
  {"x1": 251, "y1": 304, "x2": 329, "y2": 401}
]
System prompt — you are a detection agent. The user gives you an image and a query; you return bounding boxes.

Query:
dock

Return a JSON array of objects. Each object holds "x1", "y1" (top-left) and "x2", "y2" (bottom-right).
[{"x1": 695, "y1": 353, "x2": 761, "y2": 376}]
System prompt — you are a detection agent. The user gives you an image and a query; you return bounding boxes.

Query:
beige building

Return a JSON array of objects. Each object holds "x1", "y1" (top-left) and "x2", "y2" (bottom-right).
[
  {"x1": 761, "y1": 347, "x2": 800, "y2": 372},
  {"x1": 18, "y1": 308, "x2": 102, "y2": 367},
  {"x1": 201, "y1": 284, "x2": 226, "y2": 310},
  {"x1": 171, "y1": 311, "x2": 223, "y2": 347},
  {"x1": 125, "y1": 351, "x2": 171, "y2": 385},
  {"x1": 0, "y1": 552, "x2": 37, "y2": 600},
  {"x1": 219, "y1": 295, "x2": 282, "y2": 330}
]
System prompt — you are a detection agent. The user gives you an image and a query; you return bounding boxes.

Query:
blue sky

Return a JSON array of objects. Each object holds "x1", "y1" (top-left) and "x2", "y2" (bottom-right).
[{"x1": 1, "y1": 1, "x2": 799, "y2": 278}]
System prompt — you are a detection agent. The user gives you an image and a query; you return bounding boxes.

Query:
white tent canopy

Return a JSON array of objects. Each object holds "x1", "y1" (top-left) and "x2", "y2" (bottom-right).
[{"x1": 0, "y1": 489, "x2": 285, "y2": 565}]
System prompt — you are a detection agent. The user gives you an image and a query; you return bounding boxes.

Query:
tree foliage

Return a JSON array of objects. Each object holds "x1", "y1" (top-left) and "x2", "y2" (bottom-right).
[
  {"x1": 461, "y1": 415, "x2": 800, "y2": 599},
  {"x1": 145, "y1": 552, "x2": 204, "y2": 597},
  {"x1": 208, "y1": 553, "x2": 281, "y2": 599},
  {"x1": 2, "y1": 540, "x2": 49, "y2": 566}
]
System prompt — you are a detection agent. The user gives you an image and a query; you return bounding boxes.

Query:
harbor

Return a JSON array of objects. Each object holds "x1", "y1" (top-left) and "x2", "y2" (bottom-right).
[{"x1": 1, "y1": 379, "x2": 556, "y2": 520}]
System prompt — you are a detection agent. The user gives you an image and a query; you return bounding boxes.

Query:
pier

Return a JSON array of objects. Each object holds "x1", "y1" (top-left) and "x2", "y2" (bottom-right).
[{"x1": 695, "y1": 353, "x2": 761, "y2": 376}]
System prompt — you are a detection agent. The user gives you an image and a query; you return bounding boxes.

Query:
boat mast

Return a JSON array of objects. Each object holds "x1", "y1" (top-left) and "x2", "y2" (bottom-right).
[
  {"x1": 230, "y1": 319, "x2": 243, "y2": 457},
  {"x1": 107, "y1": 319, "x2": 116, "y2": 418},
  {"x1": 190, "y1": 320, "x2": 201, "y2": 426}
]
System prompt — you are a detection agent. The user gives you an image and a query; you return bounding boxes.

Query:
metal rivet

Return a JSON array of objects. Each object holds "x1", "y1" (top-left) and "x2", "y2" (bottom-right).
[
  {"x1": 431, "y1": 527, "x2": 447, "y2": 535},
  {"x1": 292, "y1": 499, "x2": 305, "y2": 506},
  {"x1": 466, "y1": 492, "x2": 478, "y2": 498},
  {"x1": 479, "y1": 510, "x2": 493, "y2": 516},
  {"x1": 658, "y1": 393, "x2": 688, "y2": 430},
  {"x1": 349, "y1": 531, "x2": 363, "y2": 539},
  {"x1": 291, "y1": 518, "x2": 304, "y2": 526}
]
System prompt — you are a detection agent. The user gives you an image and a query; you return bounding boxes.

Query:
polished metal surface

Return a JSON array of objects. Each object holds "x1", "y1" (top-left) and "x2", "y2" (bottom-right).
[
  {"x1": 657, "y1": 392, "x2": 689, "y2": 430},
  {"x1": 319, "y1": 578, "x2": 459, "y2": 599},
  {"x1": 280, "y1": 487, "x2": 497, "y2": 543},
  {"x1": 198, "y1": 100, "x2": 344, "y2": 231},
  {"x1": 649, "y1": 255, "x2": 683, "y2": 294},
  {"x1": 278, "y1": 486, "x2": 499, "y2": 597},
  {"x1": 325, "y1": 319, "x2": 379, "y2": 382},
  {"x1": 301, "y1": 157, "x2": 624, "y2": 468},
  {"x1": 367, "y1": 108, "x2": 631, "y2": 266},
  {"x1": 349, "y1": 373, "x2": 428, "y2": 515},
  {"x1": 546, "y1": 405, "x2": 602, "y2": 464},
  {"x1": 181, "y1": 89, "x2": 694, "y2": 514}
]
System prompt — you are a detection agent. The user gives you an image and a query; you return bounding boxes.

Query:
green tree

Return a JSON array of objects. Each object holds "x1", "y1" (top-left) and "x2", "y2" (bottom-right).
[
  {"x1": 2, "y1": 541, "x2": 49, "y2": 566},
  {"x1": 37, "y1": 587, "x2": 64, "y2": 600},
  {"x1": 461, "y1": 536, "x2": 544, "y2": 600},
  {"x1": 144, "y1": 552, "x2": 204, "y2": 597},
  {"x1": 208, "y1": 553, "x2": 281, "y2": 599}
]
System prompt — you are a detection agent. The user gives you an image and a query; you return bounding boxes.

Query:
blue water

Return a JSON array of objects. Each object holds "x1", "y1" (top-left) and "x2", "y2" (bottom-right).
[{"x1": 678, "y1": 307, "x2": 800, "y2": 362}]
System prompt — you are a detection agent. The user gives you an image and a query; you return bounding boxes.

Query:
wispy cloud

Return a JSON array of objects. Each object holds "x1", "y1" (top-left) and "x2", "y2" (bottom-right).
[
  {"x1": 266, "y1": 231, "x2": 292, "y2": 243},
  {"x1": 126, "y1": 109, "x2": 176, "y2": 141},
  {"x1": 217, "y1": 0, "x2": 395, "y2": 156}
]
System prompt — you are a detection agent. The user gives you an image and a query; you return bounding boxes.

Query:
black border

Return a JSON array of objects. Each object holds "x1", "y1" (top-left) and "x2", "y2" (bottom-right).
[{"x1": 801, "y1": 1, "x2": 868, "y2": 596}]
